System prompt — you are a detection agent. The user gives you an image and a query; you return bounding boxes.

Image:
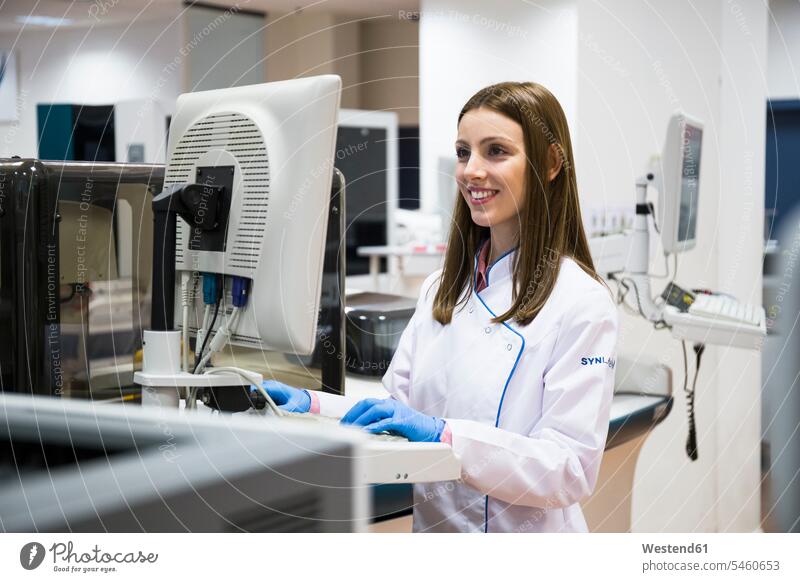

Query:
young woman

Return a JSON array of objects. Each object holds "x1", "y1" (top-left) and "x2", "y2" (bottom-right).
[{"x1": 264, "y1": 82, "x2": 619, "y2": 533}]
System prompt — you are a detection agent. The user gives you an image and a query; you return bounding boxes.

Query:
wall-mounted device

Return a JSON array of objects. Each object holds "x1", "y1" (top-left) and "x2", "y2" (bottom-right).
[
  {"x1": 612, "y1": 112, "x2": 765, "y2": 350},
  {"x1": 654, "y1": 113, "x2": 703, "y2": 254}
]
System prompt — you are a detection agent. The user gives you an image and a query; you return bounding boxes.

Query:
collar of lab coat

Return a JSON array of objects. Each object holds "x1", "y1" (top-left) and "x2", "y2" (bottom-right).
[
  {"x1": 471, "y1": 243, "x2": 518, "y2": 318},
  {"x1": 473, "y1": 241, "x2": 517, "y2": 291}
]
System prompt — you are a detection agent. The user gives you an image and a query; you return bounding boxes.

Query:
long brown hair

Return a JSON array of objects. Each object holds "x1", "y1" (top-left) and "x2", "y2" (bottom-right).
[{"x1": 433, "y1": 81, "x2": 605, "y2": 326}]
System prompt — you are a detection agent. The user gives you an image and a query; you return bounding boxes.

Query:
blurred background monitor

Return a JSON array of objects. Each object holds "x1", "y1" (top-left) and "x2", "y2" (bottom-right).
[{"x1": 336, "y1": 109, "x2": 398, "y2": 276}]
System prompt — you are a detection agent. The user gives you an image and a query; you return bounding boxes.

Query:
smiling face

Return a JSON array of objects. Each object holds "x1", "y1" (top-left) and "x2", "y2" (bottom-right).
[
  {"x1": 435, "y1": 81, "x2": 589, "y2": 327},
  {"x1": 455, "y1": 107, "x2": 528, "y2": 238}
]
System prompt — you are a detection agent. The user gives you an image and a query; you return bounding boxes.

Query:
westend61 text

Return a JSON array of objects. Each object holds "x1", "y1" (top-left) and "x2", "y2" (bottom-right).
[{"x1": 642, "y1": 543, "x2": 708, "y2": 554}]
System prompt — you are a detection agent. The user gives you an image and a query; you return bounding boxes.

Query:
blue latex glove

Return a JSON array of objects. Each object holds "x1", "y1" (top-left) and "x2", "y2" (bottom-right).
[
  {"x1": 340, "y1": 398, "x2": 445, "y2": 442},
  {"x1": 256, "y1": 380, "x2": 311, "y2": 413}
]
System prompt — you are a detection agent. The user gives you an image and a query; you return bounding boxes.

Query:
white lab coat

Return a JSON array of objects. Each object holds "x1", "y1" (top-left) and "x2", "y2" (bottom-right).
[{"x1": 316, "y1": 252, "x2": 619, "y2": 533}]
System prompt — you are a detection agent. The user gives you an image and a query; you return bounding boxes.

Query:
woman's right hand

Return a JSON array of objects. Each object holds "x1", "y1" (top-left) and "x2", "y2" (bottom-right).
[{"x1": 260, "y1": 380, "x2": 311, "y2": 413}]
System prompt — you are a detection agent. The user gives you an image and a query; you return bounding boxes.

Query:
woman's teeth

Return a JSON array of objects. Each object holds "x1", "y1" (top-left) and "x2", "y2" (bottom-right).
[{"x1": 470, "y1": 189, "x2": 498, "y2": 200}]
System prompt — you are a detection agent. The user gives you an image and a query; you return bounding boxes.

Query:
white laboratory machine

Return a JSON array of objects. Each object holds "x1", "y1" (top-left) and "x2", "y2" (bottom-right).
[
  {"x1": 132, "y1": 76, "x2": 461, "y2": 486},
  {"x1": 0, "y1": 392, "x2": 368, "y2": 532},
  {"x1": 608, "y1": 112, "x2": 766, "y2": 350}
]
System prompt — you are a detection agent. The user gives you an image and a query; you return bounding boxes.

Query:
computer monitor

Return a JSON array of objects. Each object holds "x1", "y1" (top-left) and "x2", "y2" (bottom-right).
[
  {"x1": 165, "y1": 75, "x2": 342, "y2": 355},
  {"x1": 336, "y1": 109, "x2": 398, "y2": 276},
  {"x1": 657, "y1": 113, "x2": 703, "y2": 254}
]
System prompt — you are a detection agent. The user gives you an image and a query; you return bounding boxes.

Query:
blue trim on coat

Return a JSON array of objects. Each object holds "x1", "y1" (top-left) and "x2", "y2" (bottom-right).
[
  {"x1": 472, "y1": 253, "x2": 526, "y2": 533},
  {"x1": 484, "y1": 245, "x2": 517, "y2": 286}
]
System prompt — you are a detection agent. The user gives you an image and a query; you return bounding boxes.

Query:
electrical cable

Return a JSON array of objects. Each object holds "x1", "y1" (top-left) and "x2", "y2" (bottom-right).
[
  {"x1": 60, "y1": 284, "x2": 77, "y2": 304},
  {"x1": 667, "y1": 253, "x2": 679, "y2": 292},
  {"x1": 644, "y1": 203, "x2": 681, "y2": 284},
  {"x1": 193, "y1": 298, "x2": 221, "y2": 374},
  {"x1": 194, "y1": 273, "x2": 222, "y2": 366},
  {"x1": 204, "y1": 367, "x2": 284, "y2": 417},
  {"x1": 673, "y1": 253, "x2": 678, "y2": 283},
  {"x1": 609, "y1": 274, "x2": 641, "y2": 318},
  {"x1": 195, "y1": 304, "x2": 212, "y2": 359},
  {"x1": 614, "y1": 282, "x2": 642, "y2": 318},
  {"x1": 187, "y1": 297, "x2": 220, "y2": 408},
  {"x1": 648, "y1": 201, "x2": 660, "y2": 234},
  {"x1": 190, "y1": 275, "x2": 250, "y2": 407},
  {"x1": 650, "y1": 252, "x2": 671, "y2": 279},
  {"x1": 180, "y1": 272, "x2": 198, "y2": 374},
  {"x1": 194, "y1": 307, "x2": 240, "y2": 374},
  {"x1": 684, "y1": 342, "x2": 705, "y2": 461},
  {"x1": 194, "y1": 276, "x2": 248, "y2": 373},
  {"x1": 193, "y1": 274, "x2": 224, "y2": 372},
  {"x1": 608, "y1": 273, "x2": 671, "y2": 330}
]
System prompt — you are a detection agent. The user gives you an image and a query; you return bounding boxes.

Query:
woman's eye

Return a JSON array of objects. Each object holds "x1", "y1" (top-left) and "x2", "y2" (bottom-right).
[
  {"x1": 455, "y1": 148, "x2": 469, "y2": 160},
  {"x1": 489, "y1": 145, "x2": 506, "y2": 156}
]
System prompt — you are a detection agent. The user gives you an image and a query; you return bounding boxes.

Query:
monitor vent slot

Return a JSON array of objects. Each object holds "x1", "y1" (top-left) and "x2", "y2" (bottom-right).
[
  {"x1": 225, "y1": 492, "x2": 323, "y2": 532},
  {"x1": 166, "y1": 112, "x2": 269, "y2": 270}
]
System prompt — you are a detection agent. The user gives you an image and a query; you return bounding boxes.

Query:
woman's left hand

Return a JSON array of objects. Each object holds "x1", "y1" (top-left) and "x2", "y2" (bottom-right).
[{"x1": 340, "y1": 398, "x2": 445, "y2": 442}]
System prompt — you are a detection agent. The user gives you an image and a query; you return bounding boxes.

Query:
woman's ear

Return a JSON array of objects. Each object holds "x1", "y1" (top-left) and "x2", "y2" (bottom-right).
[{"x1": 547, "y1": 143, "x2": 564, "y2": 182}]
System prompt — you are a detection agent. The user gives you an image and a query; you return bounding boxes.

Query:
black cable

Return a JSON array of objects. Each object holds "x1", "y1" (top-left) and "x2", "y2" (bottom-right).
[
  {"x1": 609, "y1": 272, "x2": 626, "y2": 305},
  {"x1": 60, "y1": 284, "x2": 77, "y2": 303},
  {"x1": 648, "y1": 202, "x2": 661, "y2": 234},
  {"x1": 193, "y1": 297, "x2": 221, "y2": 374},
  {"x1": 624, "y1": 277, "x2": 648, "y2": 318},
  {"x1": 684, "y1": 341, "x2": 705, "y2": 461},
  {"x1": 609, "y1": 273, "x2": 671, "y2": 330},
  {"x1": 681, "y1": 341, "x2": 692, "y2": 459},
  {"x1": 609, "y1": 273, "x2": 636, "y2": 310}
]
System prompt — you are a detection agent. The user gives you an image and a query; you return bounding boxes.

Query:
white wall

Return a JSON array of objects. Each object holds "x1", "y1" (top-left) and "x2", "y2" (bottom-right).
[
  {"x1": 576, "y1": 0, "x2": 725, "y2": 533},
  {"x1": 767, "y1": 0, "x2": 800, "y2": 99},
  {"x1": 0, "y1": 15, "x2": 183, "y2": 159},
  {"x1": 577, "y1": 0, "x2": 767, "y2": 534},
  {"x1": 716, "y1": 0, "x2": 768, "y2": 533},
  {"x1": 418, "y1": 0, "x2": 578, "y2": 214}
]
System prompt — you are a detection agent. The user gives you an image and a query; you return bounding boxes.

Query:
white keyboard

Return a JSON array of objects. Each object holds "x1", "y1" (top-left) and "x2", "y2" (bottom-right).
[
  {"x1": 280, "y1": 411, "x2": 408, "y2": 442},
  {"x1": 278, "y1": 412, "x2": 461, "y2": 484},
  {"x1": 688, "y1": 294, "x2": 763, "y2": 327}
]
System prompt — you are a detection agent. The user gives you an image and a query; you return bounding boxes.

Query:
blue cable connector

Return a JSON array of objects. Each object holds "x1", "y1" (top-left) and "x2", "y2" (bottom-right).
[
  {"x1": 231, "y1": 276, "x2": 250, "y2": 308},
  {"x1": 202, "y1": 273, "x2": 221, "y2": 305}
]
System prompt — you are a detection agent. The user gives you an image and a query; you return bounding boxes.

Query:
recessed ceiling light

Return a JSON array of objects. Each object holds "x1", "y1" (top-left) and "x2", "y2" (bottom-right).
[{"x1": 15, "y1": 15, "x2": 74, "y2": 27}]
